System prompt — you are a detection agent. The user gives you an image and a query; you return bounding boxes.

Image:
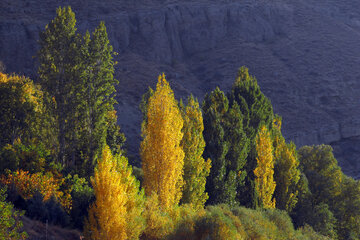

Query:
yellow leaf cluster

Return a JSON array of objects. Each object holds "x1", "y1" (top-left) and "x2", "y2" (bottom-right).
[
  {"x1": 254, "y1": 125, "x2": 276, "y2": 208},
  {"x1": 0, "y1": 170, "x2": 71, "y2": 211},
  {"x1": 84, "y1": 146, "x2": 145, "y2": 240},
  {"x1": 0, "y1": 73, "x2": 43, "y2": 112},
  {"x1": 141, "y1": 74, "x2": 185, "y2": 210}
]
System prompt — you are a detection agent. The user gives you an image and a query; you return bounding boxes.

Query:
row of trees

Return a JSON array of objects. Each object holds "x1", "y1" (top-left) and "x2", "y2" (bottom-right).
[{"x1": 84, "y1": 67, "x2": 306, "y2": 239}]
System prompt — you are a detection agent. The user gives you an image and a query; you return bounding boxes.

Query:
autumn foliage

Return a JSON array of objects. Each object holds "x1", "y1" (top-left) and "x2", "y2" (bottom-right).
[
  {"x1": 84, "y1": 146, "x2": 145, "y2": 240},
  {"x1": 0, "y1": 170, "x2": 71, "y2": 210},
  {"x1": 141, "y1": 74, "x2": 185, "y2": 210},
  {"x1": 254, "y1": 125, "x2": 276, "y2": 208}
]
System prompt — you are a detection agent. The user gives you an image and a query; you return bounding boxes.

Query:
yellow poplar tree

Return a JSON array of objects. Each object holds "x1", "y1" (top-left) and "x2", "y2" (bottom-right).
[
  {"x1": 254, "y1": 125, "x2": 276, "y2": 208},
  {"x1": 141, "y1": 73, "x2": 184, "y2": 210},
  {"x1": 84, "y1": 146, "x2": 145, "y2": 240},
  {"x1": 180, "y1": 95, "x2": 211, "y2": 210}
]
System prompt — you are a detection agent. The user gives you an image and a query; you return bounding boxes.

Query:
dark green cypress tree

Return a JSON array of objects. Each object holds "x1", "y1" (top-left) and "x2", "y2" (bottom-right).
[{"x1": 229, "y1": 66, "x2": 274, "y2": 208}]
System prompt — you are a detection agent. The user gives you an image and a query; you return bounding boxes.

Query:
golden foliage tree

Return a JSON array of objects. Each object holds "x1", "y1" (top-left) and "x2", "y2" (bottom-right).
[
  {"x1": 180, "y1": 95, "x2": 211, "y2": 210},
  {"x1": 141, "y1": 73, "x2": 184, "y2": 210},
  {"x1": 254, "y1": 125, "x2": 276, "y2": 208},
  {"x1": 84, "y1": 146, "x2": 145, "y2": 240}
]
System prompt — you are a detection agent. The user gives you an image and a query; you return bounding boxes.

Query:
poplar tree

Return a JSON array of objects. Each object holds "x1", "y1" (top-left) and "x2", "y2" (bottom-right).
[
  {"x1": 38, "y1": 6, "x2": 81, "y2": 166},
  {"x1": 77, "y1": 22, "x2": 118, "y2": 173},
  {"x1": 84, "y1": 146, "x2": 145, "y2": 240},
  {"x1": 254, "y1": 125, "x2": 276, "y2": 208},
  {"x1": 140, "y1": 74, "x2": 184, "y2": 210},
  {"x1": 180, "y1": 95, "x2": 211, "y2": 210},
  {"x1": 38, "y1": 7, "x2": 122, "y2": 171}
]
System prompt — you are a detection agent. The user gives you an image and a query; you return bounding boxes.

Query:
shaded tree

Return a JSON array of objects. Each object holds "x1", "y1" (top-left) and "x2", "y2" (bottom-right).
[{"x1": 77, "y1": 22, "x2": 118, "y2": 173}]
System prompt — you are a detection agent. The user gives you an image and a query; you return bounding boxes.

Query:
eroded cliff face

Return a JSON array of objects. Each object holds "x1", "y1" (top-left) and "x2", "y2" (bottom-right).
[{"x1": 1, "y1": 0, "x2": 360, "y2": 176}]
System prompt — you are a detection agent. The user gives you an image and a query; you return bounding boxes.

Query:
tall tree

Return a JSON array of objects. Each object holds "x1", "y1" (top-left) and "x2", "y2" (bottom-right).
[
  {"x1": 229, "y1": 66, "x2": 274, "y2": 208},
  {"x1": 272, "y1": 116, "x2": 301, "y2": 212},
  {"x1": 84, "y1": 146, "x2": 145, "y2": 240},
  {"x1": 254, "y1": 125, "x2": 276, "y2": 209},
  {"x1": 180, "y1": 95, "x2": 211, "y2": 210},
  {"x1": 202, "y1": 87, "x2": 235, "y2": 206},
  {"x1": 140, "y1": 74, "x2": 184, "y2": 210},
  {"x1": 203, "y1": 86, "x2": 250, "y2": 207},
  {"x1": 77, "y1": 22, "x2": 118, "y2": 173},
  {"x1": 38, "y1": 7, "x2": 122, "y2": 171},
  {"x1": 38, "y1": 6, "x2": 81, "y2": 166},
  {"x1": 224, "y1": 102, "x2": 250, "y2": 202}
]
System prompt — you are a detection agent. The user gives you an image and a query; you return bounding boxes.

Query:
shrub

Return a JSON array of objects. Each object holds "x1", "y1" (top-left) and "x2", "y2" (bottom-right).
[
  {"x1": 0, "y1": 187, "x2": 27, "y2": 239},
  {"x1": 0, "y1": 170, "x2": 71, "y2": 211},
  {"x1": 65, "y1": 174, "x2": 94, "y2": 229}
]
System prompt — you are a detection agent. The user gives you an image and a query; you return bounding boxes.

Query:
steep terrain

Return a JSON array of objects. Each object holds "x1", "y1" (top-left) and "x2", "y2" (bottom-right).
[{"x1": 1, "y1": 0, "x2": 360, "y2": 177}]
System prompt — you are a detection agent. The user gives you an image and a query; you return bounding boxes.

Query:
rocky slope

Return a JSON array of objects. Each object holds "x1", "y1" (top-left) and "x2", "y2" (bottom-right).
[{"x1": 1, "y1": 0, "x2": 360, "y2": 177}]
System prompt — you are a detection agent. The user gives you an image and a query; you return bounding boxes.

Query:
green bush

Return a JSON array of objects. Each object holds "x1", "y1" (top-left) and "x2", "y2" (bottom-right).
[
  {"x1": 0, "y1": 187, "x2": 27, "y2": 239},
  {"x1": 168, "y1": 204, "x2": 329, "y2": 240}
]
